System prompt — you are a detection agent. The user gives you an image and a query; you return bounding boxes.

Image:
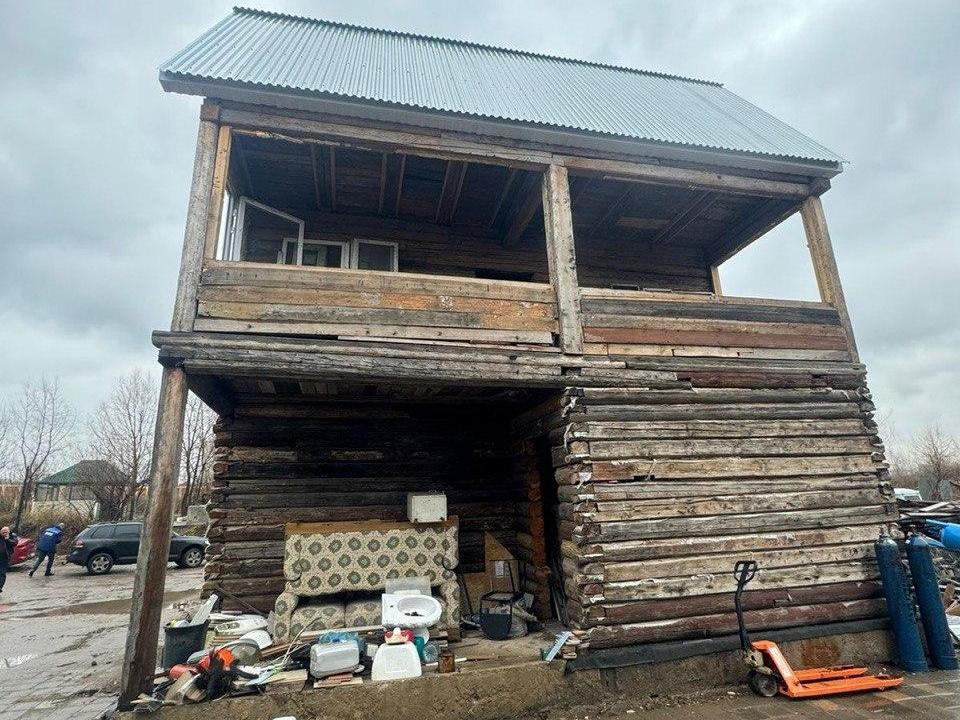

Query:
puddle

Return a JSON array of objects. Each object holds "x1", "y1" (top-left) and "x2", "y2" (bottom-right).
[
  {"x1": 31, "y1": 588, "x2": 198, "y2": 617},
  {"x1": 1, "y1": 654, "x2": 37, "y2": 669}
]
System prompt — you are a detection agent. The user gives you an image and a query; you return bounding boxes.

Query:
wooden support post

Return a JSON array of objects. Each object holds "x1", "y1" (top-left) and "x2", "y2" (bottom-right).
[
  {"x1": 800, "y1": 195, "x2": 859, "y2": 363},
  {"x1": 710, "y1": 265, "x2": 723, "y2": 296},
  {"x1": 542, "y1": 164, "x2": 584, "y2": 354},
  {"x1": 171, "y1": 102, "x2": 221, "y2": 332},
  {"x1": 119, "y1": 366, "x2": 189, "y2": 707}
]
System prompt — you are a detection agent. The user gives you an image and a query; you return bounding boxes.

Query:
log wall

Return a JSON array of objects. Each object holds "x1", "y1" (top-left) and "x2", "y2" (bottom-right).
[
  {"x1": 550, "y1": 367, "x2": 895, "y2": 651},
  {"x1": 205, "y1": 401, "x2": 521, "y2": 612}
]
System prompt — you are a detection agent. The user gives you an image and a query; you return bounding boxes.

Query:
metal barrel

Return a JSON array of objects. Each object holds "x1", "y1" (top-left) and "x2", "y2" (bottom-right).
[
  {"x1": 906, "y1": 533, "x2": 959, "y2": 670},
  {"x1": 875, "y1": 532, "x2": 928, "y2": 672}
]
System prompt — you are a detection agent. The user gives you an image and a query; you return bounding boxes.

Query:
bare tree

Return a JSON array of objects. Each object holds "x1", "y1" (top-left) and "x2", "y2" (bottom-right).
[
  {"x1": 11, "y1": 377, "x2": 75, "y2": 531},
  {"x1": 88, "y1": 369, "x2": 158, "y2": 520},
  {"x1": 180, "y1": 394, "x2": 215, "y2": 516},
  {"x1": 913, "y1": 425, "x2": 960, "y2": 501}
]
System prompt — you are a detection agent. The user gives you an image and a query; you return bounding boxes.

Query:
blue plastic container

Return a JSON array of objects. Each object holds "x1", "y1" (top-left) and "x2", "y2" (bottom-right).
[
  {"x1": 906, "y1": 533, "x2": 959, "y2": 670},
  {"x1": 875, "y1": 532, "x2": 927, "y2": 672}
]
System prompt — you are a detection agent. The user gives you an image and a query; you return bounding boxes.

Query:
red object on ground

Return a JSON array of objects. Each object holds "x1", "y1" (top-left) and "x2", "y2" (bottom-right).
[
  {"x1": 752, "y1": 640, "x2": 904, "y2": 699},
  {"x1": 168, "y1": 663, "x2": 198, "y2": 680},
  {"x1": 10, "y1": 538, "x2": 36, "y2": 566}
]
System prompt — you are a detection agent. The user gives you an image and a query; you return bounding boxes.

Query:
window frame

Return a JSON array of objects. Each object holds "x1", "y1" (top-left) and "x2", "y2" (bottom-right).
[
  {"x1": 227, "y1": 197, "x2": 305, "y2": 262},
  {"x1": 351, "y1": 238, "x2": 399, "y2": 272},
  {"x1": 278, "y1": 237, "x2": 350, "y2": 268}
]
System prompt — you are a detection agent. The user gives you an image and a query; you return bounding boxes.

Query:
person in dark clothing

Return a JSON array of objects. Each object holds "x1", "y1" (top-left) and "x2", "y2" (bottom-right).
[
  {"x1": 29, "y1": 523, "x2": 64, "y2": 577},
  {"x1": 0, "y1": 526, "x2": 17, "y2": 593}
]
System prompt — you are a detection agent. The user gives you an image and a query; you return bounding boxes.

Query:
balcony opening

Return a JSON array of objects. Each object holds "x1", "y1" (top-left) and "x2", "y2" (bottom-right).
[{"x1": 218, "y1": 133, "x2": 549, "y2": 282}]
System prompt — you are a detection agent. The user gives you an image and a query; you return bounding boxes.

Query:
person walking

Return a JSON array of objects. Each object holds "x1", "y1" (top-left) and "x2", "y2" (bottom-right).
[
  {"x1": 29, "y1": 523, "x2": 65, "y2": 577},
  {"x1": 0, "y1": 526, "x2": 17, "y2": 593}
]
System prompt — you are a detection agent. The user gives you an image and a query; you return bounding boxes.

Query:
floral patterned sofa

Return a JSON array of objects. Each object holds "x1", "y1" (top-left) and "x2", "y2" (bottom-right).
[{"x1": 273, "y1": 518, "x2": 460, "y2": 642}]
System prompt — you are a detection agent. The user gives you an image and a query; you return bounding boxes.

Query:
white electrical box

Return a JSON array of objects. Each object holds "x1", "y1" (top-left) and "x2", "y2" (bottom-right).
[{"x1": 407, "y1": 492, "x2": 447, "y2": 524}]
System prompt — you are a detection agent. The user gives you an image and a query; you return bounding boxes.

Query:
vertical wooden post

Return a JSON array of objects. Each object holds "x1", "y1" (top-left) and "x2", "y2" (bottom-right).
[
  {"x1": 710, "y1": 265, "x2": 723, "y2": 296},
  {"x1": 171, "y1": 101, "x2": 221, "y2": 333},
  {"x1": 542, "y1": 164, "x2": 584, "y2": 354},
  {"x1": 119, "y1": 101, "x2": 223, "y2": 708},
  {"x1": 118, "y1": 366, "x2": 189, "y2": 706},
  {"x1": 800, "y1": 195, "x2": 860, "y2": 363}
]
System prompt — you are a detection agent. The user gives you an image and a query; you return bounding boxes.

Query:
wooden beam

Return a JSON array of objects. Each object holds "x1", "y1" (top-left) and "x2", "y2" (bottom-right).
[
  {"x1": 592, "y1": 184, "x2": 636, "y2": 237},
  {"x1": 710, "y1": 265, "x2": 723, "y2": 296},
  {"x1": 488, "y1": 168, "x2": 517, "y2": 228},
  {"x1": 651, "y1": 191, "x2": 719, "y2": 245},
  {"x1": 542, "y1": 164, "x2": 584, "y2": 354},
  {"x1": 800, "y1": 195, "x2": 859, "y2": 362},
  {"x1": 220, "y1": 107, "x2": 817, "y2": 197},
  {"x1": 119, "y1": 366, "x2": 189, "y2": 708},
  {"x1": 502, "y1": 172, "x2": 543, "y2": 246},
  {"x1": 203, "y1": 125, "x2": 232, "y2": 260},
  {"x1": 435, "y1": 160, "x2": 468, "y2": 225},
  {"x1": 564, "y1": 155, "x2": 813, "y2": 198},
  {"x1": 309, "y1": 144, "x2": 324, "y2": 210},
  {"x1": 329, "y1": 146, "x2": 337, "y2": 212},
  {"x1": 377, "y1": 152, "x2": 388, "y2": 214},
  {"x1": 171, "y1": 102, "x2": 220, "y2": 333}
]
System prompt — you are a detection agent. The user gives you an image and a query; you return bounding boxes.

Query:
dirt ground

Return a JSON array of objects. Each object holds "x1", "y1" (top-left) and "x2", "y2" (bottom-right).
[{"x1": 0, "y1": 558, "x2": 202, "y2": 720}]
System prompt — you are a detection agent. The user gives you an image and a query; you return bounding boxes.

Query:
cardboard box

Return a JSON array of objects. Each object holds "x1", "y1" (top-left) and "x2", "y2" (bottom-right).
[{"x1": 484, "y1": 532, "x2": 519, "y2": 594}]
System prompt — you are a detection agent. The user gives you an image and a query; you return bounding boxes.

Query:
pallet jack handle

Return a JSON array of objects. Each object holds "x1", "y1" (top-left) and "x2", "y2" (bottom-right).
[{"x1": 733, "y1": 559, "x2": 758, "y2": 652}]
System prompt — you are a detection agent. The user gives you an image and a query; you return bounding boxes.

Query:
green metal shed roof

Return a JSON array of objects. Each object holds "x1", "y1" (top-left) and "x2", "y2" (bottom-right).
[
  {"x1": 160, "y1": 7, "x2": 843, "y2": 168},
  {"x1": 39, "y1": 461, "x2": 127, "y2": 486}
]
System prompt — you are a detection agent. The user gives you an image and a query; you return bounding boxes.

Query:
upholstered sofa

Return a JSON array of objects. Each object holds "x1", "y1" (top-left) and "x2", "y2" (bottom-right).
[{"x1": 273, "y1": 518, "x2": 460, "y2": 642}]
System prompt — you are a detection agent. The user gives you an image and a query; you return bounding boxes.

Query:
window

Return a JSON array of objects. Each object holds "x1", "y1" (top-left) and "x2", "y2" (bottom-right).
[
  {"x1": 90, "y1": 525, "x2": 115, "y2": 539},
  {"x1": 115, "y1": 523, "x2": 142, "y2": 538},
  {"x1": 279, "y1": 238, "x2": 349, "y2": 268},
  {"x1": 223, "y1": 197, "x2": 305, "y2": 262},
  {"x1": 352, "y1": 239, "x2": 398, "y2": 272}
]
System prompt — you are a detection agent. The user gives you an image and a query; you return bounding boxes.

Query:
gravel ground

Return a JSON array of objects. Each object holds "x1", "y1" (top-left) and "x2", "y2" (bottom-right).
[{"x1": 0, "y1": 558, "x2": 201, "y2": 720}]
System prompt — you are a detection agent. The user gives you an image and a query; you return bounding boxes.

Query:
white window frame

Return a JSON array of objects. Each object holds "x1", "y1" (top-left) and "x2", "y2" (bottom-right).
[
  {"x1": 227, "y1": 197, "x2": 305, "y2": 262},
  {"x1": 278, "y1": 237, "x2": 350, "y2": 268},
  {"x1": 351, "y1": 238, "x2": 399, "y2": 272}
]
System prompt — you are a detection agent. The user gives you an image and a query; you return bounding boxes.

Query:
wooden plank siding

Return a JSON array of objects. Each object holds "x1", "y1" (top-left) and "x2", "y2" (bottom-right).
[
  {"x1": 197, "y1": 260, "x2": 559, "y2": 346},
  {"x1": 580, "y1": 287, "x2": 852, "y2": 363}
]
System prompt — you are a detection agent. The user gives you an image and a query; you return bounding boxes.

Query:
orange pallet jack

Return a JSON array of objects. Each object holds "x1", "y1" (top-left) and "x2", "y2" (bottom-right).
[{"x1": 733, "y1": 560, "x2": 903, "y2": 698}]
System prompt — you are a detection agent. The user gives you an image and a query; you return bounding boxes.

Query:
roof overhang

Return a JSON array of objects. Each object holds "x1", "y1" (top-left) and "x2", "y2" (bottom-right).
[{"x1": 160, "y1": 74, "x2": 844, "y2": 181}]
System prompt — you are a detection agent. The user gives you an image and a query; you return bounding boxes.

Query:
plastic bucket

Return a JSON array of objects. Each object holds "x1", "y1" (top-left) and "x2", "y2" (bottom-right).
[{"x1": 162, "y1": 620, "x2": 209, "y2": 669}]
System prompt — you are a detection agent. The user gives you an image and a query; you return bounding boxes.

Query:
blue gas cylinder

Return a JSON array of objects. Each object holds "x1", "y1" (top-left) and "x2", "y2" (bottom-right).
[
  {"x1": 875, "y1": 532, "x2": 927, "y2": 672},
  {"x1": 906, "y1": 533, "x2": 959, "y2": 670},
  {"x1": 942, "y1": 523, "x2": 960, "y2": 552}
]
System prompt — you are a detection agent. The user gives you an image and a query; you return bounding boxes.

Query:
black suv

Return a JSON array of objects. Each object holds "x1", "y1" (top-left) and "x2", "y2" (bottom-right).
[{"x1": 67, "y1": 522, "x2": 208, "y2": 575}]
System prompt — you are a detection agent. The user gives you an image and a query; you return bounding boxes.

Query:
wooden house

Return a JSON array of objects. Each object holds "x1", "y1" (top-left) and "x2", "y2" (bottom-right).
[{"x1": 122, "y1": 8, "x2": 893, "y2": 701}]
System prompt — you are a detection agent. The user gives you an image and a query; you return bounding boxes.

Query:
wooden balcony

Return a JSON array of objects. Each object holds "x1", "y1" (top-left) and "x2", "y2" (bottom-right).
[{"x1": 195, "y1": 260, "x2": 559, "y2": 348}]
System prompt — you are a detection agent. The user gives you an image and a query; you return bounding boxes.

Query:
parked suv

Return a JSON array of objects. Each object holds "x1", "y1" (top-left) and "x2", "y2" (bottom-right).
[{"x1": 67, "y1": 522, "x2": 208, "y2": 575}]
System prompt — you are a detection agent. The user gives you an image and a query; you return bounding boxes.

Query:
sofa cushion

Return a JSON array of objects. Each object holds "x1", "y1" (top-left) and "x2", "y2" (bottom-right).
[
  {"x1": 289, "y1": 599, "x2": 345, "y2": 637},
  {"x1": 343, "y1": 598, "x2": 381, "y2": 627}
]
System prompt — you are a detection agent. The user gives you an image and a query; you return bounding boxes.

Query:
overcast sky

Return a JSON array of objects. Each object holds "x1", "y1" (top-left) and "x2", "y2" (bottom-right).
[{"x1": 2, "y1": 1, "x2": 958, "y2": 453}]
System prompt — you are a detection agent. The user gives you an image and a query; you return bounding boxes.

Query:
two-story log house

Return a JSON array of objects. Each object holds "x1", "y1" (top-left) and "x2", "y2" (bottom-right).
[{"x1": 121, "y1": 8, "x2": 894, "y2": 702}]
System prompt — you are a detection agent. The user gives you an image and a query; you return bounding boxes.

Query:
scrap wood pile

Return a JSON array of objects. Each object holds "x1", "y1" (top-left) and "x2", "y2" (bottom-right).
[{"x1": 899, "y1": 499, "x2": 960, "y2": 525}]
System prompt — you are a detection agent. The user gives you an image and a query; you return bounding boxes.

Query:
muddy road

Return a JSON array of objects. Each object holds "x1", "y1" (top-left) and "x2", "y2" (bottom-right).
[{"x1": 0, "y1": 560, "x2": 201, "y2": 720}]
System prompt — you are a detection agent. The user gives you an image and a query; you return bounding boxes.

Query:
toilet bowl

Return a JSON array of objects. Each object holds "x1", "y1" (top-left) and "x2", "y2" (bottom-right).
[{"x1": 381, "y1": 593, "x2": 442, "y2": 630}]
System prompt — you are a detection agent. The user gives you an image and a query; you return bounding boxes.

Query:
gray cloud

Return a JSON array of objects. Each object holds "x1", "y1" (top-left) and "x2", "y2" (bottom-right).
[{"x1": 2, "y1": 1, "x2": 957, "y2": 451}]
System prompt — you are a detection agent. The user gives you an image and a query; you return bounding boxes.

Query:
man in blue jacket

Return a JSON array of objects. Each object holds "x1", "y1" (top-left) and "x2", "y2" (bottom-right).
[{"x1": 29, "y1": 523, "x2": 65, "y2": 577}]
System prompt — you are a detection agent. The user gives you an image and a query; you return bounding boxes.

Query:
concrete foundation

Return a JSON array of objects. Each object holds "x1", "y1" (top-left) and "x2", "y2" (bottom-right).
[{"x1": 125, "y1": 629, "x2": 895, "y2": 720}]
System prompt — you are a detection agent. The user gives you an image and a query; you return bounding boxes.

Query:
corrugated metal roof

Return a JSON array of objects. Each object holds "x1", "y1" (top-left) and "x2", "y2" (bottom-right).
[{"x1": 160, "y1": 7, "x2": 843, "y2": 165}]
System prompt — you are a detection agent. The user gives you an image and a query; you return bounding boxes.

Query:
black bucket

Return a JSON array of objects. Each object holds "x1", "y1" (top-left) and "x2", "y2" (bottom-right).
[{"x1": 162, "y1": 620, "x2": 209, "y2": 669}]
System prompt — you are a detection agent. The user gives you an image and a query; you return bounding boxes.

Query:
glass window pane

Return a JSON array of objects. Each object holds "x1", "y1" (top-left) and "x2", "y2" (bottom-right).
[
  {"x1": 356, "y1": 242, "x2": 395, "y2": 271},
  {"x1": 302, "y1": 243, "x2": 343, "y2": 268}
]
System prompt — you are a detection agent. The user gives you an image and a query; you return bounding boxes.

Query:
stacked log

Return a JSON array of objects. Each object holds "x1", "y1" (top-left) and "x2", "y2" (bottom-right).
[{"x1": 549, "y1": 369, "x2": 895, "y2": 650}]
